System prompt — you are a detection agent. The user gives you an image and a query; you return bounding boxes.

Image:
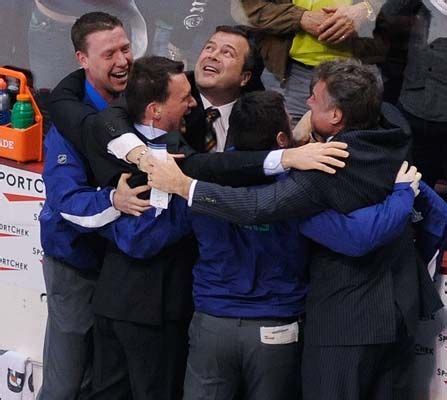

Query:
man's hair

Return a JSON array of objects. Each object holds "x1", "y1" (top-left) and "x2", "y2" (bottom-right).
[
  {"x1": 126, "y1": 56, "x2": 185, "y2": 123},
  {"x1": 229, "y1": 91, "x2": 291, "y2": 151},
  {"x1": 71, "y1": 12, "x2": 123, "y2": 53},
  {"x1": 313, "y1": 59, "x2": 383, "y2": 131},
  {"x1": 214, "y1": 25, "x2": 256, "y2": 72}
]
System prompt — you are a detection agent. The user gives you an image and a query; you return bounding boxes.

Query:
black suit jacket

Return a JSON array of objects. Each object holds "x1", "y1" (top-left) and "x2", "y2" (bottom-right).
[
  {"x1": 182, "y1": 71, "x2": 208, "y2": 153},
  {"x1": 94, "y1": 234, "x2": 197, "y2": 325},
  {"x1": 191, "y1": 103, "x2": 443, "y2": 345},
  {"x1": 92, "y1": 129, "x2": 200, "y2": 325}
]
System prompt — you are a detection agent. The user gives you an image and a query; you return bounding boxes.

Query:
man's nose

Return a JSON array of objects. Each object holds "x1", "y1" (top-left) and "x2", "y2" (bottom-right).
[
  {"x1": 115, "y1": 51, "x2": 128, "y2": 66},
  {"x1": 207, "y1": 47, "x2": 220, "y2": 60}
]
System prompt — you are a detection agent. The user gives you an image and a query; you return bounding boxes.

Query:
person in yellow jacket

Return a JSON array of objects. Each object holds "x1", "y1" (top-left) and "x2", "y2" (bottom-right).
[{"x1": 232, "y1": 0, "x2": 382, "y2": 123}]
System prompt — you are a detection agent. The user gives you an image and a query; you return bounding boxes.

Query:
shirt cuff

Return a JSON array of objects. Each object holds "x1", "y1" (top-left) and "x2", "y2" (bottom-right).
[
  {"x1": 263, "y1": 150, "x2": 286, "y2": 176},
  {"x1": 188, "y1": 180, "x2": 198, "y2": 207},
  {"x1": 109, "y1": 189, "x2": 117, "y2": 209},
  {"x1": 107, "y1": 133, "x2": 146, "y2": 161}
]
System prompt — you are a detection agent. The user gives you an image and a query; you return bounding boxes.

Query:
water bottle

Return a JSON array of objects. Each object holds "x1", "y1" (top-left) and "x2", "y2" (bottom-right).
[
  {"x1": 11, "y1": 93, "x2": 35, "y2": 129},
  {"x1": 0, "y1": 78, "x2": 11, "y2": 125},
  {"x1": 6, "y1": 77, "x2": 19, "y2": 107}
]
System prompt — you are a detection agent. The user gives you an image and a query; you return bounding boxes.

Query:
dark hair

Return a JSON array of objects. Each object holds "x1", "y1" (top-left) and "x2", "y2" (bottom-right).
[
  {"x1": 314, "y1": 59, "x2": 383, "y2": 130},
  {"x1": 71, "y1": 12, "x2": 123, "y2": 53},
  {"x1": 229, "y1": 91, "x2": 291, "y2": 151},
  {"x1": 214, "y1": 25, "x2": 256, "y2": 72},
  {"x1": 126, "y1": 56, "x2": 185, "y2": 123}
]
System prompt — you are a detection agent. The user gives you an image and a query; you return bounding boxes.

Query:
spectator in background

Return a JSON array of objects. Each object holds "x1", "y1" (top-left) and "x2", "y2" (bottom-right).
[
  {"x1": 232, "y1": 0, "x2": 386, "y2": 124},
  {"x1": 382, "y1": 0, "x2": 447, "y2": 188}
]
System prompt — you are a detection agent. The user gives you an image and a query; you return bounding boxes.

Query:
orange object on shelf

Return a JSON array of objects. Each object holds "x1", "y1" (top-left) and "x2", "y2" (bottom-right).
[{"x1": 0, "y1": 67, "x2": 43, "y2": 162}]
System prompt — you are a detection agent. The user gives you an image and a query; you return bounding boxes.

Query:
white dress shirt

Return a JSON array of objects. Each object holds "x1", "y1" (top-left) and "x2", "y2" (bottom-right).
[{"x1": 200, "y1": 95, "x2": 236, "y2": 153}]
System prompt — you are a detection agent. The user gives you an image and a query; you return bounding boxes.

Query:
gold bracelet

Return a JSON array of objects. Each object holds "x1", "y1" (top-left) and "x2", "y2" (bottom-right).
[{"x1": 363, "y1": 1, "x2": 376, "y2": 22}]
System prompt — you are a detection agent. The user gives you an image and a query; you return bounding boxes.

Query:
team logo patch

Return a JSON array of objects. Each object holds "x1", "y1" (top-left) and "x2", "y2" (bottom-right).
[
  {"x1": 184, "y1": 14, "x2": 203, "y2": 29},
  {"x1": 7, "y1": 368, "x2": 25, "y2": 393},
  {"x1": 57, "y1": 154, "x2": 67, "y2": 164}
]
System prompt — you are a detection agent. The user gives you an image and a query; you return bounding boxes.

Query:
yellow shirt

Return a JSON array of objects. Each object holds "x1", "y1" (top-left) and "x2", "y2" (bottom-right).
[{"x1": 290, "y1": 0, "x2": 353, "y2": 66}]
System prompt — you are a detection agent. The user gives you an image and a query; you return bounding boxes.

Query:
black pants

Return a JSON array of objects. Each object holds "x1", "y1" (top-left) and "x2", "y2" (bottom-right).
[
  {"x1": 90, "y1": 315, "x2": 190, "y2": 400},
  {"x1": 302, "y1": 311, "x2": 415, "y2": 400}
]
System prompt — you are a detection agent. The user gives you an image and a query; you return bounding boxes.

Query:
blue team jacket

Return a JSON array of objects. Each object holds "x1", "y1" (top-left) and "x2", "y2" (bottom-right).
[
  {"x1": 39, "y1": 81, "x2": 120, "y2": 270},
  {"x1": 99, "y1": 181, "x2": 416, "y2": 318}
]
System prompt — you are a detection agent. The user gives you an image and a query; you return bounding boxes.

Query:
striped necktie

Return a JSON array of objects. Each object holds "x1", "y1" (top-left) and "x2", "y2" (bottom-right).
[{"x1": 204, "y1": 107, "x2": 220, "y2": 152}]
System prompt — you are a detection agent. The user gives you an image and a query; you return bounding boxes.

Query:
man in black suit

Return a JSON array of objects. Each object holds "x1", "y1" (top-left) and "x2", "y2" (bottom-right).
[
  {"x1": 182, "y1": 24, "x2": 258, "y2": 153},
  {"x1": 144, "y1": 59, "x2": 443, "y2": 400},
  {"x1": 86, "y1": 56, "x2": 209, "y2": 400}
]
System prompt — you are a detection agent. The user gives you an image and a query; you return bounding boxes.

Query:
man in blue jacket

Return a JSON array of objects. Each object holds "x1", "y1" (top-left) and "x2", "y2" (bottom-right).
[{"x1": 39, "y1": 12, "x2": 149, "y2": 400}]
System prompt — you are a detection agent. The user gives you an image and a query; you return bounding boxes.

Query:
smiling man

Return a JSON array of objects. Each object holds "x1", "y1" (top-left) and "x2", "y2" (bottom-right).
[
  {"x1": 39, "y1": 12, "x2": 151, "y2": 400},
  {"x1": 73, "y1": 17, "x2": 132, "y2": 100},
  {"x1": 195, "y1": 28, "x2": 252, "y2": 102},
  {"x1": 85, "y1": 56, "x2": 198, "y2": 400},
  {"x1": 181, "y1": 25, "x2": 257, "y2": 153}
]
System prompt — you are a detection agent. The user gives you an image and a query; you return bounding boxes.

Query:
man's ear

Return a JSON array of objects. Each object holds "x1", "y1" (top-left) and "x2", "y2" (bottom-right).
[
  {"x1": 142, "y1": 102, "x2": 161, "y2": 125},
  {"x1": 276, "y1": 131, "x2": 290, "y2": 148},
  {"x1": 331, "y1": 107, "x2": 343, "y2": 126},
  {"x1": 75, "y1": 50, "x2": 88, "y2": 69},
  {"x1": 240, "y1": 71, "x2": 252, "y2": 88}
]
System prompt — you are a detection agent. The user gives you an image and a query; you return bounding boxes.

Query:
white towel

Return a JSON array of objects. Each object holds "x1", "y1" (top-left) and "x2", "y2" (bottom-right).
[{"x1": 0, "y1": 350, "x2": 35, "y2": 400}]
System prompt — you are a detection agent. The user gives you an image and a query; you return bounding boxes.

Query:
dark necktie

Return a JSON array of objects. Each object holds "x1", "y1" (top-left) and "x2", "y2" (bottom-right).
[{"x1": 204, "y1": 107, "x2": 220, "y2": 152}]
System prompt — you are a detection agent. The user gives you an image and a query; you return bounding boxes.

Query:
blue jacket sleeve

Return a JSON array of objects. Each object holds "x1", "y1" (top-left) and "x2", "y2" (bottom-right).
[
  {"x1": 100, "y1": 196, "x2": 193, "y2": 259},
  {"x1": 298, "y1": 183, "x2": 414, "y2": 256},
  {"x1": 414, "y1": 181, "x2": 447, "y2": 263},
  {"x1": 43, "y1": 127, "x2": 120, "y2": 231}
]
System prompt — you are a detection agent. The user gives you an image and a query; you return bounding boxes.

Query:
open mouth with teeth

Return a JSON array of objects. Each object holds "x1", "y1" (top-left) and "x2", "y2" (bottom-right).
[
  {"x1": 110, "y1": 71, "x2": 128, "y2": 81},
  {"x1": 202, "y1": 65, "x2": 219, "y2": 74}
]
